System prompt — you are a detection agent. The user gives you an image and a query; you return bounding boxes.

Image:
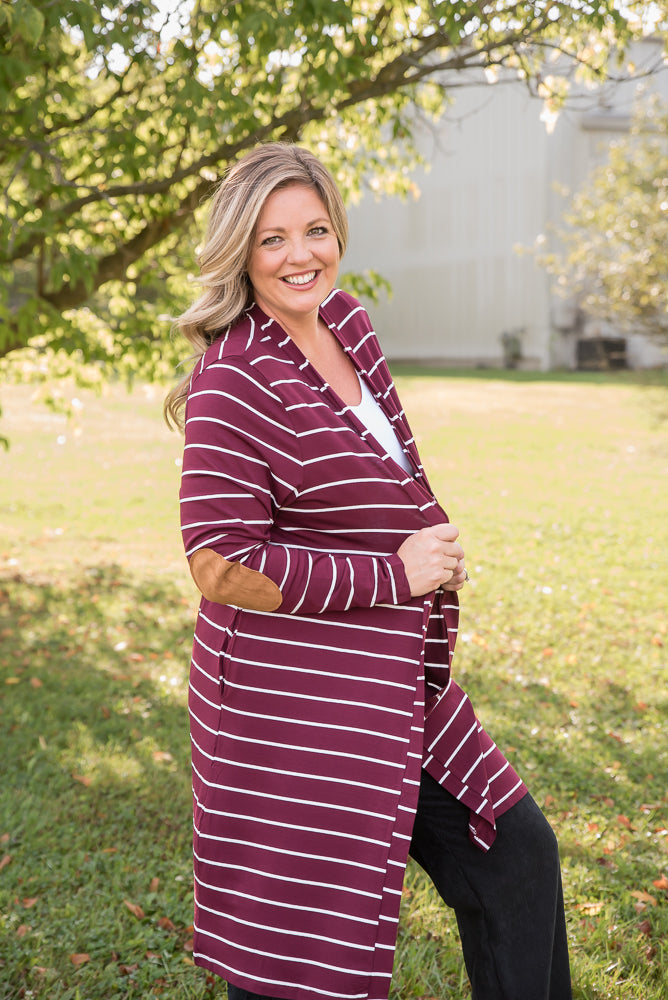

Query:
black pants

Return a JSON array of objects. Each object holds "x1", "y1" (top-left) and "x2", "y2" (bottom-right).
[{"x1": 226, "y1": 770, "x2": 572, "y2": 1000}]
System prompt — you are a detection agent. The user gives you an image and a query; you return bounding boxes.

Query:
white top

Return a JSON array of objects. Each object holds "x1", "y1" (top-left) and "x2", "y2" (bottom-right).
[{"x1": 351, "y1": 374, "x2": 412, "y2": 474}]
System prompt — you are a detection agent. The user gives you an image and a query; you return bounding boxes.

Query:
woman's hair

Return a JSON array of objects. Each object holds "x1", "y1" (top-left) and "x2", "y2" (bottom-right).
[{"x1": 164, "y1": 142, "x2": 348, "y2": 429}]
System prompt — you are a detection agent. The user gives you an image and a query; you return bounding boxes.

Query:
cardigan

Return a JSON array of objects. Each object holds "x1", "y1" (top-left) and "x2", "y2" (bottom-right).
[{"x1": 179, "y1": 289, "x2": 526, "y2": 1000}]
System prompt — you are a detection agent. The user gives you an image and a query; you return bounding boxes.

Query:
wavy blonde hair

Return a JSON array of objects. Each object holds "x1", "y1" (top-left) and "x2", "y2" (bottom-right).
[{"x1": 164, "y1": 142, "x2": 349, "y2": 429}]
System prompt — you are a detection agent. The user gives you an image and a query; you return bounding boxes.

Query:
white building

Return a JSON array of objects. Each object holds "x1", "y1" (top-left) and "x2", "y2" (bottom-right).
[{"x1": 343, "y1": 41, "x2": 668, "y2": 370}]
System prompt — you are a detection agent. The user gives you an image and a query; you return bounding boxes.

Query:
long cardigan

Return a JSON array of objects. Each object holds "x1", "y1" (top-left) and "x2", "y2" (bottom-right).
[{"x1": 180, "y1": 289, "x2": 526, "y2": 1000}]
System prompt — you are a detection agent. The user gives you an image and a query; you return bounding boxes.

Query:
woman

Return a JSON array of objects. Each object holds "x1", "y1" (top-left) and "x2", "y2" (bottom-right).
[{"x1": 166, "y1": 143, "x2": 571, "y2": 1000}]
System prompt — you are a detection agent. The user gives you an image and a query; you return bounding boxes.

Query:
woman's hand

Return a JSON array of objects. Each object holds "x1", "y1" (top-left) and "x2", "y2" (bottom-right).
[{"x1": 396, "y1": 524, "x2": 467, "y2": 597}]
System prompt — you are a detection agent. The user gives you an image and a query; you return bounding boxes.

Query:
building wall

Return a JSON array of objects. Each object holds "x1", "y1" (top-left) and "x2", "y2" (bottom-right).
[{"x1": 342, "y1": 43, "x2": 667, "y2": 369}]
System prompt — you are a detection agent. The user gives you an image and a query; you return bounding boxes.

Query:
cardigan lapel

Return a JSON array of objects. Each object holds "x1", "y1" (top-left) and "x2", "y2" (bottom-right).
[{"x1": 250, "y1": 301, "x2": 444, "y2": 519}]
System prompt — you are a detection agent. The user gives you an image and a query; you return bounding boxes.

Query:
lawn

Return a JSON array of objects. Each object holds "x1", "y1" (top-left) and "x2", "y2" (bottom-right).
[{"x1": 0, "y1": 373, "x2": 666, "y2": 1000}]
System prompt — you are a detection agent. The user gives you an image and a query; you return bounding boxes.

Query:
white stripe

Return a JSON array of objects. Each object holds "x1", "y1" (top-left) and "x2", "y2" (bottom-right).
[
  {"x1": 186, "y1": 415, "x2": 299, "y2": 464},
  {"x1": 194, "y1": 926, "x2": 374, "y2": 976},
  {"x1": 493, "y1": 776, "x2": 525, "y2": 808},
  {"x1": 196, "y1": 833, "x2": 386, "y2": 873},
  {"x1": 194, "y1": 872, "x2": 378, "y2": 924},
  {"x1": 192, "y1": 787, "x2": 392, "y2": 848},
  {"x1": 222, "y1": 678, "x2": 413, "y2": 718},
  {"x1": 196, "y1": 898, "x2": 375, "y2": 951},
  {"x1": 291, "y1": 550, "x2": 312, "y2": 613},
  {"x1": 444, "y1": 721, "x2": 479, "y2": 768},
  {"x1": 199, "y1": 730, "x2": 406, "y2": 770},
  {"x1": 320, "y1": 553, "x2": 338, "y2": 612},
  {"x1": 234, "y1": 630, "x2": 419, "y2": 666},
  {"x1": 225, "y1": 653, "x2": 415, "y2": 691},
  {"x1": 194, "y1": 855, "x2": 383, "y2": 899},
  {"x1": 426, "y1": 689, "x2": 467, "y2": 751},
  {"x1": 197, "y1": 360, "x2": 282, "y2": 402},
  {"x1": 219, "y1": 704, "x2": 410, "y2": 744}
]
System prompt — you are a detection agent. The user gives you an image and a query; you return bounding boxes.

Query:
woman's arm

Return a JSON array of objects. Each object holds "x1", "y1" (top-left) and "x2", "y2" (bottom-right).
[{"x1": 180, "y1": 359, "x2": 412, "y2": 614}]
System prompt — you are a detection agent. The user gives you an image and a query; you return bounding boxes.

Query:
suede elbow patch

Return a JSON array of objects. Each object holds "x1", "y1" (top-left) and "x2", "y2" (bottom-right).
[{"x1": 189, "y1": 548, "x2": 282, "y2": 612}]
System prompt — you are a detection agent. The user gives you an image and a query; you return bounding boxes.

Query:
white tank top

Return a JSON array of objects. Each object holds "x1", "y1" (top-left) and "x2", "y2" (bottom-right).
[{"x1": 351, "y1": 374, "x2": 412, "y2": 474}]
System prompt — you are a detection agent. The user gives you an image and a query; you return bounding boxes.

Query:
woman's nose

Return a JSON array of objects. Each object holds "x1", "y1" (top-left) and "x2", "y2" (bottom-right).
[{"x1": 287, "y1": 238, "x2": 311, "y2": 264}]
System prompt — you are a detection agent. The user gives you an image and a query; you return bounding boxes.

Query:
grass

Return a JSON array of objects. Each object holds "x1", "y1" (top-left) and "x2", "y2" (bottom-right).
[{"x1": 0, "y1": 373, "x2": 666, "y2": 1000}]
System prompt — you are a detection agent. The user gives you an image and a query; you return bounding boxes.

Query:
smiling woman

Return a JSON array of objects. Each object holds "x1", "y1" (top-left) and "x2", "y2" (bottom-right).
[
  {"x1": 164, "y1": 142, "x2": 571, "y2": 1000},
  {"x1": 245, "y1": 184, "x2": 363, "y2": 405}
]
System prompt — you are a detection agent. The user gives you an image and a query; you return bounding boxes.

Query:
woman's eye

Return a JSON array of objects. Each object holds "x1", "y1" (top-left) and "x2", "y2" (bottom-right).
[
  {"x1": 261, "y1": 235, "x2": 281, "y2": 246},
  {"x1": 309, "y1": 226, "x2": 328, "y2": 236}
]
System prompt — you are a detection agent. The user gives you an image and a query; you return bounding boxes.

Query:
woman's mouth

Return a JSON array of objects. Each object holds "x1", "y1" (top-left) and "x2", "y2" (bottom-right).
[{"x1": 282, "y1": 271, "x2": 317, "y2": 286}]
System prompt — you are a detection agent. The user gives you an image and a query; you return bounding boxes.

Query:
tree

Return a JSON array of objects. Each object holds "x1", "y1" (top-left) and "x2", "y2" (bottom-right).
[
  {"x1": 0, "y1": 0, "x2": 665, "y2": 385},
  {"x1": 534, "y1": 94, "x2": 668, "y2": 348}
]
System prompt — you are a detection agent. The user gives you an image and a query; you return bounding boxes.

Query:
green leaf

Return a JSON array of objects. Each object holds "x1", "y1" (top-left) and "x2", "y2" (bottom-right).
[{"x1": 12, "y1": 0, "x2": 45, "y2": 46}]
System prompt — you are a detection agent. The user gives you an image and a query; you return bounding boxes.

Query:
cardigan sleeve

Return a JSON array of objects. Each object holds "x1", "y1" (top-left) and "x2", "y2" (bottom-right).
[{"x1": 180, "y1": 357, "x2": 411, "y2": 614}]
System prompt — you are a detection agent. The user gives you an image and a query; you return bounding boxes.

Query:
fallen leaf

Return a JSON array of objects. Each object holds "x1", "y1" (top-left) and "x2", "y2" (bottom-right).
[
  {"x1": 70, "y1": 953, "x2": 90, "y2": 966},
  {"x1": 119, "y1": 963, "x2": 139, "y2": 975},
  {"x1": 149, "y1": 877, "x2": 160, "y2": 892},
  {"x1": 0, "y1": 854, "x2": 11, "y2": 871},
  {"x1": 631, "y1": 890, "x2": 657, "y2": 906},
  {"x1": 21, "y1": 897, "x2": 38, "y2": 908},
  {"x1": 72, "y1": 773, "x2": 92, "y2": 787},
  {"x1": 617, "y1": 814, "x2": 632, "y2": 829},
  {"x1": 152, "y1": 751, "x2": 172, "y2": 762},
  {"x1": 16, "y1": 924, "x2": 30, "y2": 937},
  {"x1": 158, "y1": 916, "x2": 176, "y2": 931},
  {"x1": 0, "y1": 833, "x2": 9, "y2": 844},
  {"x1": 5, "y1": 677, "x2": 20, "y2": 685},
  {"x1": 123, "y1": 899, "x2": 145, "y2": 920},
  {"x1": 637, "y1": 919, "x2": 652, "y2": 937},
  {"x1": 576, "y1": 901, "x2": 604, "y2": 915},
  {"x1": 652, "y1": 874, "x2": 668, "y2": 891},
  {"x1": 30, "y1": 677, "x2": 43, "y2": 688}
]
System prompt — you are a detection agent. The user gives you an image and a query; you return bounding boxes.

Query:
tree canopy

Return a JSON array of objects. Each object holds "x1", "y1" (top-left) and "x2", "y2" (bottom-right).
[
  {"x1": 0, "y1": 0, "x2": 665, "y2": 384},
  {"x1": 534, "y1": 94, "x2": 668, "y2": 347}
]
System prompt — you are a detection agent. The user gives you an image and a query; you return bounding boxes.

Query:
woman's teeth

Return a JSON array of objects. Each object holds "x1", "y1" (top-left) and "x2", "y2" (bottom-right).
[{"x1": 283, "y1": 272, "x2": 316, "y2": 285}]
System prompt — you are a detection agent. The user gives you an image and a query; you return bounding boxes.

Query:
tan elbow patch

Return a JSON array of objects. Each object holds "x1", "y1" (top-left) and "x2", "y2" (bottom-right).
[{"x1": 189, "y1": 547, "x2": 282, "y2": 612}]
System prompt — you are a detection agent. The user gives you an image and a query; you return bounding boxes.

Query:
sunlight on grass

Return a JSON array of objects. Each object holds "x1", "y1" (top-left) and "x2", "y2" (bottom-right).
[{"x1": 1, "y1": 376, "x2": 666, "y2": 1000}]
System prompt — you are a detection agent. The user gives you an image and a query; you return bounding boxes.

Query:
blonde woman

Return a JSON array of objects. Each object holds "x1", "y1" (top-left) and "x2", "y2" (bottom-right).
[{"x1": 166, "y1": 143, "x2": 571, "y2": 1000}]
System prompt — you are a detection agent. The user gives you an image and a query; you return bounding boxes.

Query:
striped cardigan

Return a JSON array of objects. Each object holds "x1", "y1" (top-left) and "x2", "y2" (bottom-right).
[{"x1": 180, "y1": 289, "x2": 526, "y2": 1000}]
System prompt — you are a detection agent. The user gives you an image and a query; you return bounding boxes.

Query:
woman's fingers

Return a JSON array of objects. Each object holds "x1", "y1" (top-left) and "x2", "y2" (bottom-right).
[{"x1": 397, "y1": 525, "x2": 466, "y2": 597}]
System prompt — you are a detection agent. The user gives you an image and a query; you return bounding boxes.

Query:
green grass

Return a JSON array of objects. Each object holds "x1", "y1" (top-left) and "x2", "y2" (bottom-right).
[{"x1": 1, "y1": 375, "x2": 666, "y2": 1000}]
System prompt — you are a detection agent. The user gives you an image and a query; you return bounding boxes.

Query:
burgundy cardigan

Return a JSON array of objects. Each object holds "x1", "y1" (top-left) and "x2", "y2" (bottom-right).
[{"x1": 180, "y1": 289, "x2": 526, "y2": 1000}]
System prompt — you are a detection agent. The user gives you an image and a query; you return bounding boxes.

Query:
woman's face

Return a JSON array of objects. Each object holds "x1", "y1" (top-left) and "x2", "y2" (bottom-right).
[{"x1": 247, "y1": 183, "x2": 340, "y2": 328}]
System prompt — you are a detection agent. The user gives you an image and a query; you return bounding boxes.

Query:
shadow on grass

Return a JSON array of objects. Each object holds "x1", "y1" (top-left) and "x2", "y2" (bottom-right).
[{"x1": 0, "y1": 569, "x2": 217, "y2": 1000}]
